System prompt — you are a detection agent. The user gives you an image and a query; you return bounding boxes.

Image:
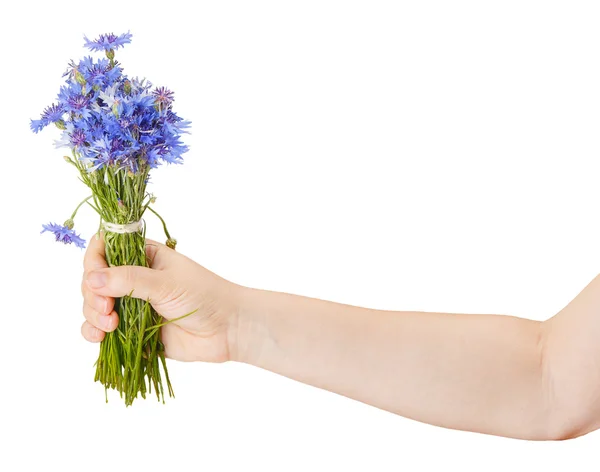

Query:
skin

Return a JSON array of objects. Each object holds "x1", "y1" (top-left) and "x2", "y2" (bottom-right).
[{"x1": 82, "y1": 233, "x2": 600, "y2": 440}]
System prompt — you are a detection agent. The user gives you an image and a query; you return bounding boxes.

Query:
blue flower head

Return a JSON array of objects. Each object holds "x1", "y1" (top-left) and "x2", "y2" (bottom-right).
[
  {"x1": 32, "y1": 32, "x2": 190, "y2": 172},
  {"x1": 83, "y1": 32, "x2": 132, "y2": 52},
  {"x1": 41, "y1": 222, "x2": 86, "y2": 248},
  {"x1": 30, "y1": 104, "x2": 65, "y2": 133},
  {"x1": 153, "y1": 87, "x2": 175, "y2": 109}
]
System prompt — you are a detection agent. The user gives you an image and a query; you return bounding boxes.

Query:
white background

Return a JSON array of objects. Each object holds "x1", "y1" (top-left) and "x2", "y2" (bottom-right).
[{"x1": 1, "y1": 0, "x2": 600, "y2": 470}]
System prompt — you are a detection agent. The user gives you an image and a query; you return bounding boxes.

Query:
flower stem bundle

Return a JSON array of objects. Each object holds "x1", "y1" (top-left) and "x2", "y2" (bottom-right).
[{"x1": 32, "y1": 32, "x2": 191, "y2": 405}]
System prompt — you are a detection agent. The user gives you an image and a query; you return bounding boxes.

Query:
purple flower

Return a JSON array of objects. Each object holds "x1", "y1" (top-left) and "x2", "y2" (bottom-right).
[
  {"x1": 153, "y1": 87, "x2": 174, "y2": 108},
  {"x1": 84, "y1": 32, "x2": 132, "y2": 52},
  {"x1": 41, "y1": 223, "x2": 86, "y2": 248},
  {"x1": 70, "y1": 128, "x2": 87, "y2": 147},
  {"x1": 83, "y1": 58, "x2": 121, "y2": 88},
  {"x1": 32, "y1": 32, "x2": 191, "y2": 171},
  {"x1": 30, "y1": 104, "x2": 65, "y2": 133}
]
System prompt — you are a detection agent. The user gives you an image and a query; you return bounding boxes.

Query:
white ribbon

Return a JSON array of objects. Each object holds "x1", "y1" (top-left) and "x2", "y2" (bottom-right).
[{"x1": 102, "y1": 220, "x2": 143, "y2": 234}]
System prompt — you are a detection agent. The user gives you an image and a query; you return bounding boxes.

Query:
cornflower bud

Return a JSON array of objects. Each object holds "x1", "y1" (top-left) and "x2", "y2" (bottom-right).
[
  {"x1": 166, "y1": 238, "x2": 177, "y2": 250},
  {"x1": 75, "y1": 70, "x2": 86, "y2": 86}
]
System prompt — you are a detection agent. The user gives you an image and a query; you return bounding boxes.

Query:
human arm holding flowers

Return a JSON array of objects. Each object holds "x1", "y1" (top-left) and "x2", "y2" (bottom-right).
[
  {"x1": 37, "y1": 32, "x2": 599, "y2": 438},
  {"x1": 81, "y1": 234, "x2": 600, "y2": 441}
]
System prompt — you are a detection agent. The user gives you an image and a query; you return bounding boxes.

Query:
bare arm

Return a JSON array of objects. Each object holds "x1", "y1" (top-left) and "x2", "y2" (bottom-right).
[
  {"x1": 233, "y1": 288, "x2": 550, "y2": 440},
  {"x1": 81, "y1": 236, "x2": 600, "y2": 440}
]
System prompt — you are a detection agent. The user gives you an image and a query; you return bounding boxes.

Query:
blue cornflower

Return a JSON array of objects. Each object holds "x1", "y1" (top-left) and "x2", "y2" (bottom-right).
[
  {"x1": 153, "y1": 87, "x2": 175, "y2": 109},
  {"x1": 70, "y1": 128, "x2": 88, "y2": 147},
  {"x1": 30, "y1": 104, "x2": 65, "y2": 133},
  {"x1": 63, "y1": 59, "x2": 79, "y2": 80},
  {"x1": 160, "y1": 151, "x2": 184, "y2": 165},
  {"x1": 129, "y1": 77, "x2": 153, "y2": 94},
  {"x1": 154, "y1": 134, "x2": 188, "y2": 165},
  {"x1": 145, "y1": 147, "x2": 161, "y2": 168},
  {"x1": 127, "y1": 92, "x2": 155, "y2": 109},
  {"x1": 162, "y1": 111, "x2": 191, "y2": 135},
  {"x1": 99, "y1": 83, "x2": 123, "y2": 114},
  {"x1": 33, "y1": 32, "x2": 190, "y2": 171},
  {"x1": 41, "y1": 223, "x2": 86, "y2": 248},
  {"x1": 84, "y1": 32, "x2": 132, "y2": 52},
  {"x1": 82, "y1": 57, "x2": 121, "y2": 88},
  {"x1": 87, "y1": 135, "x2": 134, "y2": 171},
  {"x1": 53, "y1": 133, "x2": 71, "y2": 149},
  {"x1": 57, "y1": 83, "x2": 93, "y2": 118},
  {"x1": 67, "y1": 96, "x2": 92, "y2": 117}
]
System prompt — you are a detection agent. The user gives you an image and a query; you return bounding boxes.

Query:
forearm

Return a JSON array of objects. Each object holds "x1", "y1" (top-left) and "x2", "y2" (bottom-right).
[{"x1": 232, "y1": 286, "x2": 552, "y2": 440}]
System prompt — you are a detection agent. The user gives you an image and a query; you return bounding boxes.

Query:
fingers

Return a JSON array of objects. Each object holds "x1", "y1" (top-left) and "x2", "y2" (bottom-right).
[
  {"x1": 145, "y1": 238, "x2": 177, "y2": 270},
  {"x1": 83, "y1": 289, "x2": 114, "y2": 315},
  {"x1": 80, "y1": 234, "x2": 173, "y2": 345},
  {"x1": 145, "y1": 238, "x2": 163, "y2": 266},
  {"x1": 81, "y1": 232, "x2": 117, "y2": 341},
  {"x1": 84, "y1": 232, "x2": 109, "y2": 273},
  {"x1": 84, "y1": 264, "x2": 168, "y2": 302},
  {"x1": 81, "y1": 320, "x2": 105, "y2": 343},
  {"x1": 82, "y1": 293, "x2": 119, "y2": 332}
]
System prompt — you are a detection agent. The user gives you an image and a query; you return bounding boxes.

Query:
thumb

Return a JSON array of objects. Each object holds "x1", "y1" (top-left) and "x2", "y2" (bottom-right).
[{"x1": 85, "y1": 265, "x2": 168, "y2": 302}]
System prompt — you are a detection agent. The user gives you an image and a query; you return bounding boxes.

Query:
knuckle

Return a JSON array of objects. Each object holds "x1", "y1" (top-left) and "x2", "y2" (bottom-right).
[
  {"x1": 82, "y1": 302, "x2": 91, "y2": 319},
  {"x1": 82, "y1": 288, "x2": 91, "y2": 306},
  {"x1": 155, "y1": 279, "x2": 187, "y2": 308},
  {"x1": 157, "y1": 278, "x2": 175, "y2": 300},
  {"x1": 83, "y1": 303, "x2": 98, "y2": 323},
  {"x1": 123, "y1": 266, "x2": 137, "y2": 287},
  {"x1": 145, "y1": 243, "x2": 160, "y2": 266},
  {"x1": 88, "y1": 325, "x2": 104, "y2": 342},
  {"x1": 81, "y1": 322, "x2": 96, "y2": 341}
]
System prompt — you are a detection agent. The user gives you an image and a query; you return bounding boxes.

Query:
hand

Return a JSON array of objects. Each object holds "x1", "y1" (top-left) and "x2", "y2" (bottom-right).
[{"x1": 80, "y1": 232, "x2": 240, "y2": 362}]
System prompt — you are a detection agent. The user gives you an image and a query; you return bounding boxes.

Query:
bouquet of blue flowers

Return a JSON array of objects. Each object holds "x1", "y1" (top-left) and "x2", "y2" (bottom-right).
[{"x1": 32, "y1": 32, "x2": 191, "y2": 405}]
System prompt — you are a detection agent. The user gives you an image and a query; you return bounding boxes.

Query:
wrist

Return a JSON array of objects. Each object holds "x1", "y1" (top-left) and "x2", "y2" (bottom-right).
[{"x1": 227, "y1": 285, "x2": 268, "y2": 364}]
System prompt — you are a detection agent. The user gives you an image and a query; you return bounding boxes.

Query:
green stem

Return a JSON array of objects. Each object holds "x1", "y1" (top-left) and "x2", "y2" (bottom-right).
[
  {"x1": 71, "y1": 195, "x2": 93, "y2": 219},
  {"x1": 81, "y1": 162, "x2": 176, "y2": 405},
  {"x1": 146, "y1": 206, "x2": 172, "y2": 240},
  {"x1": 142, "y1": 308, "x2": 199, "y2": 344},
  {"x1": 87, "y1": 201, "x2": 101, "y2": 215}
]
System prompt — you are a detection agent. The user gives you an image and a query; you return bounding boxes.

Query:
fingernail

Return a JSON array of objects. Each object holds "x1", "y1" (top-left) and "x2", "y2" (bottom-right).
[
  {"x1": 93, "y1": 295, "x2": 108, "y2": 314},
  {"x1": 87, "y1": 270, "x2": 107, "y2": 289}
]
